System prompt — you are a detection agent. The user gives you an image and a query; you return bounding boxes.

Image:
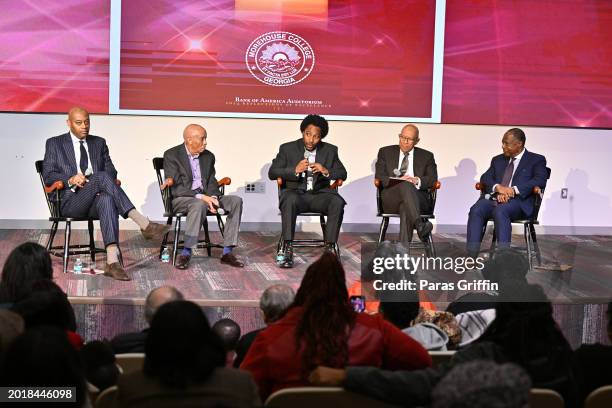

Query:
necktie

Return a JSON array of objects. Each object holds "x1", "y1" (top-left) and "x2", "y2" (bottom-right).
[
  {"x1": 399, "y1": 152, "x2": 409, "y2": 176},
  {"x1": 79, "y1": 141, "x2": 88, "y2": 175},
  {"x1": 501, "y1": 157, "x2": 515, "y2": 186}
]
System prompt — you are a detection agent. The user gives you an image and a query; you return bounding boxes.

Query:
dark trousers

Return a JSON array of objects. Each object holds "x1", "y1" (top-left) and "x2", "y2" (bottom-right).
[
  {"x1": 382, "y1": 181, "x2": 430, "y2": 242},
  {"x1": 60, "y1": 172, "x2": 135, "y2": 247},
  {"x1": 279, "y1": 190, "x2": 345, "y2": 243},
  {"x1": 466, "y1": 198, "x2": 524, "y2": 255}
]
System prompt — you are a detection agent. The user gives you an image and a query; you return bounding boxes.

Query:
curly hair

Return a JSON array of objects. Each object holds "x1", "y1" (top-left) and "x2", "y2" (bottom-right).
[
  {"x1": 292, "y1": 252, "x2": 354, "y2": 376},
  {"x1": 300, "y1": 114, "x2": 329, "y2": 138}
]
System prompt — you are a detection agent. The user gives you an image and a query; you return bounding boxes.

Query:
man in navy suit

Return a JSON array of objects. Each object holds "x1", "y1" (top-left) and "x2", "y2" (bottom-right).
[
  {"x1": 42, "y1": 107, "x2": 170, "y2": 280},
  {"x1": 466, "y1": 128, "x2": 548, "y2": 257}
]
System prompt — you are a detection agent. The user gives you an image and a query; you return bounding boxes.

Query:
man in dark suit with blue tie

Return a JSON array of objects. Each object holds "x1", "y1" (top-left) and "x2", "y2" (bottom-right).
[
  {"x1": 42, "y1": 107, "x2": 170, "y2": 280},
  {"x1": 466, "y1": 128, "x2": 548, "y2": 257}
]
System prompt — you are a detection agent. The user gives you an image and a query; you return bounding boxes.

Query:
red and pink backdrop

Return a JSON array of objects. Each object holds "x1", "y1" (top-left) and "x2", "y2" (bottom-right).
[{"x1": 0, "y1": 0, "x2": 610, "y2": 128}]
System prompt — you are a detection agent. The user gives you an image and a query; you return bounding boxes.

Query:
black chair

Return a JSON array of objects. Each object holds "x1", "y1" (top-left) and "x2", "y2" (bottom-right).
[
  {"x1": 374, "y1": 178, "x2": 441, "y2": 257},
  {"x1": 153, "y1": 157, "x2": 231, "y2": 266},
  {"x1": 35, "y1": 160, "x2": 121, "y2": 273},
  {"x1": 475, "y1": 167, "x2": 551, "y2": 269},
  {"x1": 276, "y1": 177, "x2": 344, "y2": 257}
]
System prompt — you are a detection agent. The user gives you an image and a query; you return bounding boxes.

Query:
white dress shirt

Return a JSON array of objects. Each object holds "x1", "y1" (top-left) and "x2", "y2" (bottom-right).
[
  {"x1": 70, "y1": 131, "x2": 92, "y2": 175},
  {"x1": 492, "y1": 148, "x2": 525, "y2": 194},
  {"x1": 397, "y1": 148, "x2": 421, "y2": 189}
]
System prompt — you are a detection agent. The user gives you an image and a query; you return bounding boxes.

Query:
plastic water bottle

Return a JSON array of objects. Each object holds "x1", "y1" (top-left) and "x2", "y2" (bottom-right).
[
  {"x1": 74, "y1": 258, "x2": 83, "y2": 274},
  {"x1": 161, "y1": 247, "x2": 170, "y2": 263}
]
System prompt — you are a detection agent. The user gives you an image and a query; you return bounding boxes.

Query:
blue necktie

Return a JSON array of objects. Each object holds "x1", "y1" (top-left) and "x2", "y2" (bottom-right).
[{"x1": 501, "y1": 157, "x2": 515, "y2": 186}]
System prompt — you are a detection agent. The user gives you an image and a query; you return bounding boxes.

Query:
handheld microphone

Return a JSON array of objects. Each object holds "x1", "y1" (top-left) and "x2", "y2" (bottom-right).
[
  {"x1": 393, "y1": 168, "x2": 401, "y2": 177},
  {"x1": 84, "y1": 168, "x2": 93, "y2": 178},
  {"x1": 303, "y1": 151, "x2": 311, "y2": 177},
  {"x1": 213, "y1": 205, "x2": 225, "y2": 215}
]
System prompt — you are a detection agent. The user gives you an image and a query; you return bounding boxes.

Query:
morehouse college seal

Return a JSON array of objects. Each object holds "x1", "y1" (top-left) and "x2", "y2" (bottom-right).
[{"x1": 246, "y1": 31, "x2": 315, "y2": 87}]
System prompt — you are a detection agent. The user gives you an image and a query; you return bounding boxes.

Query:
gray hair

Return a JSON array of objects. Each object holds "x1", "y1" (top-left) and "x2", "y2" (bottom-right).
[
  {"x1": 260, "y1": 284, "x2": 295, "y2": 323},
  {"x1": 144, "y1": 286, "x2": 184, "y2": 324},
  {"x1": 432, "y1": 360, "x2": 531, "y2": 408}
]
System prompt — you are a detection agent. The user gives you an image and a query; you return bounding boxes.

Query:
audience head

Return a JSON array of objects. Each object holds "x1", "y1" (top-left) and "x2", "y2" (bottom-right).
[
  {"x1": 12, "y1": 279, "x2": 76, "y2": 332},
  {"x1": 481, "y1": 248, "x2": 529, "y2": 288},
  {"x1": 212, "y1": 318, "x2": 241, "y2": 351},
  {"x1": 0, "y1": 309, "x2": 25, "y2": 354},
  {"x1": 608, "y1": 301, "x2": 612, "y2": 342},
  {"x1": 431, "y1": 360, "x2": 531, "y2": 408},
  {"x1": 0, "y1": 242, "x2": 53, "y2": 303},
  {"x1": 0, "y1": 326, "x2": 86, "y2": 406},
  {"x1": 144, "y1": 300, "x2": 225, "y2": 388},
  {"x1": 144, "y1": 286, "x2": 184, "y2": 324},
  {"x1": 260, "y1": 284, "x2": 295, "y2": 324},
  {"x1": 293, "y1": 252, "x2": 354, "y2": 374},
  {"x1": 80, "y1": 341, "x2": 119, "y2": 392}
]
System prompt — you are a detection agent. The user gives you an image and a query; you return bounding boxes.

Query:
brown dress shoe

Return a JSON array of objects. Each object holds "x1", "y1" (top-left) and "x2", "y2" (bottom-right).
[
  {"x1": 141, "y1": 222, "x2": 172, "y2": 241},
  {"x1": 175, "y1": 254, "x2": 191, "y2": 270},
  {"x1": 104, "y1": 262, "x2": 131, "y2": 281},
  {"x1": 220, "y1": 253, "x2": 244, "y2": 268}
]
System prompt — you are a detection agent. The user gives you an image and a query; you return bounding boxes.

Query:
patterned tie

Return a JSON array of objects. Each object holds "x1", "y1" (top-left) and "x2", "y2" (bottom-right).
[
  {"x1": 79, "y1": 141, "x2": 88, "y2": 175},
  {"x1": 399, "y1": 152, "x2": 409, "y2": 176},
  {"x1": 501, "y1": 157, "x2": 515, "y2": 186}
]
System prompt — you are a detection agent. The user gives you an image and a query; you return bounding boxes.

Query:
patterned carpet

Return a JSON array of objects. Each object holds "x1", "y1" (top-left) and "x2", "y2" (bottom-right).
[{"x1": 1, "y1": 228, "x2": 610, "y2": 345}]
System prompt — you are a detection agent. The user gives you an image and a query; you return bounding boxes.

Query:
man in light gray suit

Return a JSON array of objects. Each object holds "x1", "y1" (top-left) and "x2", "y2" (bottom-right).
[{"x1": 162, "y1": 124, "x2": 244, "y2": 269}]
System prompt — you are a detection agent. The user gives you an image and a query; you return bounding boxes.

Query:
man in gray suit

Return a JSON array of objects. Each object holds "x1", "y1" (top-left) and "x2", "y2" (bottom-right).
[
  {"x1": 268, "y1": 114, "x2": 347, "y2": 268},
  {"x1": 42, "y1": 107, "x2": 170, "y2": 281},
  {"x1": 375, "y1": 124, "x2": 437, "y2": 243},
  {"x1": 162, "y1": 124, "x2": 244, "y2": 269}
]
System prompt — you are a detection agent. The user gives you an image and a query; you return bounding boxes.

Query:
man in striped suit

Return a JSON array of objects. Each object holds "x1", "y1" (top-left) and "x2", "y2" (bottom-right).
[{"x1": 42, "y1": 107, "x2": 170, "y2": 280}]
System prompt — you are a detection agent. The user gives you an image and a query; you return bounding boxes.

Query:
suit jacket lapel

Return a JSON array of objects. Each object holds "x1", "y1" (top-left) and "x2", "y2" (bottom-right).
[
  {"x1": 511, "y1": 149, "x2": 530, "y2": 183},
  {"x1": 88, "y1": 137, "x2": 98, "y2": 172},
  {"x1": 179, "y1": 146, "x2": 193, "y2": 186},
  {"x1": 388, "y1": 145, "x2": 400, "y2": 175},
  {"x1": 61, "y1": 133, "x2": 78, "y2": 175}
]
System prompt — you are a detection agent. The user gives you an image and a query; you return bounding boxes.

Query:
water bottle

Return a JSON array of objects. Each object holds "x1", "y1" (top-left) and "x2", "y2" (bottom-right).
[
  {"x1": 161, "y1": 247, "x2": 170, "y2": 263},
  {"x1": 74, "y1": 258, "x2": 83, "y2": 274}
]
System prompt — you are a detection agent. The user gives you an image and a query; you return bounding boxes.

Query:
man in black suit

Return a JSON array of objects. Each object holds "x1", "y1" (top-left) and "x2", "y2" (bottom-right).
[
  {"x1": 42, "y1": 107, "x2": 170, "y2": 280},
  {"x1": 163, "y1": 124, "x2": 244, "y2": 269},
  {"x1": 375, "y1": 124, "x2": 437, "y2": 243},
  {"x1": 268, "y1": 114, "x2": 347, "y2": 268}
]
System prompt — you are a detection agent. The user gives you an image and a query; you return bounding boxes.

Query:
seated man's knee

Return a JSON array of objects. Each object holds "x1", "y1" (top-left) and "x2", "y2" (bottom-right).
[
  {"x1": 188, "y1": 199, "x2": 207, "y2": 214},
  {"x1": 327, "y1": 196, "x2": 345, "y2": 212},
  {"x1": 279, "y1": 193, "x2": 300, "y2": 209},
  {"x1": 492, "y1": 206, "x2": 512, "y2": 222}
]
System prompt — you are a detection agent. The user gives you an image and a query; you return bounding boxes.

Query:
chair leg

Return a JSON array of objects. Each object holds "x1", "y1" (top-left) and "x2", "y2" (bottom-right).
[
  {"x1": 63, "y1": 221, "x2": 71, "y2": 274},
  {"x1": 88, "y1": 219, "x2": 96, "y2": 263},
  {"x1": 524, "y1": 224, "x2": 533, "y2": 270},
  {"x1": 489, "y1": 226, "x2": 497, "y2": 257},
  {"x1": 203, "y1": 218, "x2": 212, "y2": 257},
  {"x1": 217, "y1": 214, "x2": 225, "y2": 237},
  {"x1": 320, "y1": 215, "x2": 327, "y2": 247},
  {"x1": 117, "y1": 246, "x2": 124, "y2": 267},
  {"x1": 172, "y1": 217, "x2": 181, "y2": 266},
  {"x1": 379, "y1": 217, "x2": 390, "y2": 243},
  {"x1": 47, "y1": 221, "x2": 58, "y2": 251},
  {"x1": 427, "y1": 233, "x2": 436, "y2": 258},
  {"x1": 530, "y1": 224, "x2": 542, "y2": 266},
  {"x1": 159, "y1": 217, "x2": 172, "y2": 260}
]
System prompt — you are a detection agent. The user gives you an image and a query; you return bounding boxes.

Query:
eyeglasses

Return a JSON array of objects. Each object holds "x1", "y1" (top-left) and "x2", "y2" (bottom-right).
[{"x1": 399, "y1": 135, "x2": 417, "y2": 142}]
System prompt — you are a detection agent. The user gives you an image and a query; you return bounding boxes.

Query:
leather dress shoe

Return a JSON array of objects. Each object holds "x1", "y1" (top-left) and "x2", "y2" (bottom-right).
[
  {"x1": 175, "y1": 254, "x2": 191, "y2": 270},
  {"x1": 104, "y1": 262, "x2": 131, "y2": 281},
  {"x1": 416, "y1": 220, "x2": 433, "y2": 242},
  {"x1": 141, "y1": 222, "x2": 172, "y2": 241},
  {"x1": 220, "y1": 253, "x2": 244, "y2": 268}
]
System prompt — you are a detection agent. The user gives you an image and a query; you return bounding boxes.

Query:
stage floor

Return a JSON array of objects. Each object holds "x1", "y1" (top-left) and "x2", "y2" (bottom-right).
[{"x1": 1, "y1": 229, "x2": 611, "y2": 345}]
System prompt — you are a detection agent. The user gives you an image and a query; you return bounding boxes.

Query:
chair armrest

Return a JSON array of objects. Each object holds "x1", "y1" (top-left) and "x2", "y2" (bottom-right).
[
  {"x1": 218, "y1": 177, "x2": 231, "y2": 187},
  {"x1": 431, "y1": 181, "x2": 441, "y2": 191},
  {"x1": 44, "y1": 181, "x2": 64, "y2": 193},
  {"x1": 533, "y1": 186, "x2": 542, "y2": 194},
  {"x1": 475, "y1": 182, "x2": 485, "y2": 191},
  {"x1": 116, "y1": 179, "x2": 121, "y2": 186},
  {"x1": 277, "y1": 177, "x2": 284, "y2": 187},
  {"x1": 160, "y1": 177, "x2": 174, "y2": 190},
  {"x1": 330, "y1": 179, "x2": 344, "y2": 189},
  {"x1": 374, "y1": 178, "x2": 382, "y2": 188}
]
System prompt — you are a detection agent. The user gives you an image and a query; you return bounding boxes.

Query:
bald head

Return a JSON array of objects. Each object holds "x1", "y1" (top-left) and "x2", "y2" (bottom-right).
[
  {"x1": 398, "y1": 124, "x2": 420, "y2": 153},
  {"x1": 144, "y1": 286, "x2": 184, "y2": 324},
  {"x1": 183, "y1": 124, "x2": 207, "y2": 156},
  {"x1": 67, "y1": 107, "x2": 90, "y2": 139}
]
